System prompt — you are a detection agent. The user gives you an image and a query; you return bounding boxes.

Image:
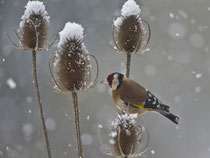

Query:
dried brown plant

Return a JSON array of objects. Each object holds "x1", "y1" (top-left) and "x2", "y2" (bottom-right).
[
  {"x1": 109, "y1": 113, "x2": 149, "y2": 158},
  {"x1": 7, "y1": 1, "x2": 52, "y2": 158},
  {"x1": 49, "y1": 22, "x2": 99, "y2": 158},
  {"x1": 111, "y1": 0, "x2": 151, "y2": 78}
]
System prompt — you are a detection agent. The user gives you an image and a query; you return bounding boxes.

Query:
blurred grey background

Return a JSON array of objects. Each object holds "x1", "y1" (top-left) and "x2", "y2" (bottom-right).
[{"x1": 0, "y1": 0, "x2": 210, "y2": 157}]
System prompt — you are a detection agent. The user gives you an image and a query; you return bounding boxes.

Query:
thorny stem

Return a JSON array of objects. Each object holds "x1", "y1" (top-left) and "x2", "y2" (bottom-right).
[
  {"x1": 126, "y1": 53, "x2": 131, "y2": 78},
  {"x1": 32, "y1": 50, "x2": 52, "y2": 158},
  {"x1": 72, "y1": 92, "x2": 84, "y2": 158}
]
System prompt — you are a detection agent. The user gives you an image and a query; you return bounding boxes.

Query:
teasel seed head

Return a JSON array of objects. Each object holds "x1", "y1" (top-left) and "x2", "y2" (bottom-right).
[
  {"x1": 112, "y1": 0, "x2": 150, "y2": 54},
  {"x1": 19, "y1": 1, "x2": 50, "y2": 51},
  {"x1": 109, "y1": 113, "x2": 143, "y2": 158},
  {"x1": 50, "y1": 22, "x2": 98, "y2": 94}
]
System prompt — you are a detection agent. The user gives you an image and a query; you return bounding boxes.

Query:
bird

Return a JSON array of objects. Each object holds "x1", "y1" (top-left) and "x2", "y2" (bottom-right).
[{"x1": 101, "y1": 72, "x2": 179, "y2": 124}]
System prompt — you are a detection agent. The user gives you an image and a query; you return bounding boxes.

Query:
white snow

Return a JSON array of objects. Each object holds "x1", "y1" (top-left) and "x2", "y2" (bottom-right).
[
  {"x1": 144, "y1": 65, "x2": 157, "y2": 76},
  {"x1": 113, "y1": 0, "x2": 142, "y2": 29},
  {"x1": 86, "y1": 115, "x2": 90, "y2": 120},
  {"x1": 151, "y1": 150, "x2": 155, "y2": 154},
  {"x1": 149, "y1": 15, "x2": 157, "y2": 22},
  {"x1": 110, "y1": 131, "x2": 117, "y2": 138},
  {"x1": 22, "y1": 123, "x2": 34, "y2": 142},
  {"x1": 98, "y1": 124, "x2": 103, "y2": 128},
  {"x1": 198, "y1": 25, "x2": 208, "y2": 32},
  {"x1": 26, "y1": 96, "x2": 33, "y2": 103},
  {"x1": 64, "y1": 152, "x2": 67, "y2": 156},
  {"x1": 191, "y1": 19, "x2": 196, "y2": 24},
  {"x1": 121, "y1": 0, "x2": 141, "y2": 17},
  {"x1": 22, "y1": 123, "x2": 33, "y2": 136},
  {"x1": 45, "y1": 117, "x2": 56, "y2": 131},
  {"x1": 58, "y1": 22, "x2": 84, "y2": 47},
  {"x1": 178, "y1": 10, "x2": 188, "y2": 19},
  {"x1": 195, "y1": 86, "x2": 201, "y2": 93},
  {"x1": 109, "y1": 139, "x2": 115, "y2": 145},
  {"x1": 126, "y1": 129, "x2": 131, "y2": 136},
  {"x1": 176, "y1": 125, "x2": 180, "y2": 130},
  {"x1": 169, "y1": 12, "x2": 174, "y2": 18},
  {"x1": 113, "y1": 17, "x2": 123, "y2": 28},
  {"x1": 196, "y1": 73, "x2": 202, "y2": 79},
  {"x1": 28, "y1": 109, "x2": 32, "y2": 114},
  {"x1": 7, "y1": 78, "x2": 16, "y2": 89},
  {"x1": 189, "y1": 33, "x2": 204, "y2": 48},
  {"x1": 111, "y1": 113, "x2": 137, "y2": 129},
  {"x1": 168, "y1": 22, "x2": 186, "y2": 39},
  {"x1": 53, "y1": 52, "x2": 60, "y2": 68},
  {"x1": 68, "y1": 144, "x2": 72, "y2": 147},
  {"x1": 167, "y1": 55, "x2": 174, "y2": 61},
  {"x1": 20, "y1": 1, "x2": 50, "y2": 28},
  {"x1": 81, "y1": 133, "x2": 93, "y2": 145}
]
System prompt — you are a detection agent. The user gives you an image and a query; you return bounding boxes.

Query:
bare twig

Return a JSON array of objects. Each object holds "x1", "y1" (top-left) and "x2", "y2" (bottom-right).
[
  {"x1": 111, "y1": 24, "x2": 120, "y2": 51},
  {"x1": 142, "y1": 19, "x2": 151, "y2": 47},
  {"x1": 32, "y1": 50, "x2": 52, "y2": 158},
  {"x1": 49, "y1": 54, "x2": 68, "y2": 93},
  {"x1": 71, "y1": 92, "x2": 84, "y2": 158},
  {"x1": 86, "y1": 54, "x2": 99, "y2": 89},
  {"x1": 5, "y1": 26, "x2": 19, "y2": 48},
  {"x1": 48, "y1": 34, "x2": 58, "y2": 48}
]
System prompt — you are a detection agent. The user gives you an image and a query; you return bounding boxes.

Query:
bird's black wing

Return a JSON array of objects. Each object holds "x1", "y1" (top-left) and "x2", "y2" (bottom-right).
[{"x1": 144, "y1": 90, "x2": 170, "y2": 112}]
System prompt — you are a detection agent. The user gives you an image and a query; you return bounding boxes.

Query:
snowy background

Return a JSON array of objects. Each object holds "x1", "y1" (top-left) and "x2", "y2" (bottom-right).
[{"x1": 1, "y1": 0, "x2": 210, "y2": 157}]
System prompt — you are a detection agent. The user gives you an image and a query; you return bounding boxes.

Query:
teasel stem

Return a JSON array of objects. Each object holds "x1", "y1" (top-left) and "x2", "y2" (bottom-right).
[
  {"x1": 32, "y1": 50, "x2": 52, "y2": 158},
  {"x1": 126, "y1": 53, "x2": 131, "y2": 78},
  {"x1": 71, "y1": 92, "x2": 84, "y2": 158}
]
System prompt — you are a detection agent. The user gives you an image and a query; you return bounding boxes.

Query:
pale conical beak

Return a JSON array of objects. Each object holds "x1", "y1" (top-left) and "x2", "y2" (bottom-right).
[{"x1": 100, "y1": 79, "x2": 108, "y2": 84}]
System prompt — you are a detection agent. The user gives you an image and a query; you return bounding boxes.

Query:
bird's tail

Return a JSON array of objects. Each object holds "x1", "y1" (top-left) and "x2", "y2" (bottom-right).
[
  {"x1": 157, "y1": 104, "x2": 170, "y2": 112},
  {"x1": 158, "y1": 110, "x2": 179, "y2": 124}
]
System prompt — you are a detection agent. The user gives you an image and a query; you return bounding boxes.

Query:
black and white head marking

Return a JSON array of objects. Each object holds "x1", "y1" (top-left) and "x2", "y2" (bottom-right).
[
  {"x1": 106, "y1": 72, "x2": 124, "y2": 90},
  {"x1": 112, "y1": 73, "x2": 124, "y2": 90}
]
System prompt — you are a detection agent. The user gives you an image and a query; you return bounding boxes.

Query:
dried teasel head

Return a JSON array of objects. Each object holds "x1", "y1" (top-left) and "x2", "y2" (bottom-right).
[
  {"x1": 18, "y1": 1, "x2": 50, "y2": 51},
  {"x1": 112, "y1": 0, "x2": 150, "y2": 54},
  {"x1": 109, "y1": 113, "x2": 149, "y2": 158},
  {"x1": 50, "y1": 22, "x2": 99, "y2": 94}
]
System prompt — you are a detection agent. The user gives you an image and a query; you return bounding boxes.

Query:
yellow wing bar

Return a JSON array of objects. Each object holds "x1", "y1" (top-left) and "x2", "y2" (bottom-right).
[{"x1": 133, "y1": 102, "x2": 152, "y2": 110}]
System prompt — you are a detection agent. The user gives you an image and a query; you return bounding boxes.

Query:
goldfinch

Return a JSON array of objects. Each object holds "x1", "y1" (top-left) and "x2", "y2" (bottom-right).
[{"x1": 102, "y1": 72, "x2": 179, "y2": 124}]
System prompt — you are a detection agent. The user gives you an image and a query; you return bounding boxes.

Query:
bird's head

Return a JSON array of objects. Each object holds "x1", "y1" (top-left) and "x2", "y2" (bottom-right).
[{"x1": 101, "y1": 72, "x2": 124, "y2": 90}]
